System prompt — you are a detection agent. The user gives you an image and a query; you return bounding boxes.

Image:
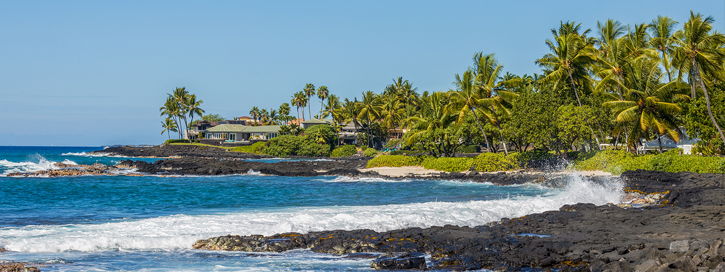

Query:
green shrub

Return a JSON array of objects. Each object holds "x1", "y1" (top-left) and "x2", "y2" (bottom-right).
[
  {"x1": 364, "y1": 148, "x2": 378, "y2": 157},
  {"x1": 330, "y1": 145, "x2": 357, "y2": 157},
  {"x1": 298, "y1": 142, "x2": 331, "y2": 157},
  {"x1": 422, "y1": 157, "x2": 474, "y2": 172},
  {"x1": 231, "y1": 142, "x2": 266, "y2": 154},
  {"x1": 263, "y1": 135, "x2": 302, "y2": 157},
  {"x1": 509, "y1": 150, "x2": 556, "y2": 168},
  {"x1": 366, "y1": 155, "x2": 425, "y2": 168},
  {"x1": 474, "y1": 153, "x2": 519, "y2": 172},
  {"x1": 573, "y1": 150, "x2": 725, "y2": 175}
]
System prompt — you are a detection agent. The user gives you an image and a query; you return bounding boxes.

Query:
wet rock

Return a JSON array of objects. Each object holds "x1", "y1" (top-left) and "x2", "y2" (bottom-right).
[
  {"x1": 370, "y1": 252, "x2": 426, "y2": 270},
  {"x1": 0, "y1": 262, "x2": 41, "y2": 272}
]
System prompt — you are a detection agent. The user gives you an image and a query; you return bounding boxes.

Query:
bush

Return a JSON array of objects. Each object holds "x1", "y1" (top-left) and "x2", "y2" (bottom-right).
[
  {"x1": 510, "y1": 150, "x2": 557, "y2": 168},
  {"x1": 331, "y1": 145, "x2": 357, "y2": 157},
  {"x1": 474, "y1": 153, "x2": 519, "y2": 172},
  {"x1": 231, "y1": 142, "x2": 266, "y2": 154},
  {"x1": 364, "y1": 148, "x2": 378, "y2": 157},
  {"x1": 422, "y1": 157, "x2": 474, "y2": 172},
  {"x1": 263, "y1": 135, "x2": 302, "y2": 157},
  {"x1": 366, "y1": 155, "x2": 425, "y2": 168},
  {"x1": 573, "y1": 149, "x2": 725, "y2": 175}
]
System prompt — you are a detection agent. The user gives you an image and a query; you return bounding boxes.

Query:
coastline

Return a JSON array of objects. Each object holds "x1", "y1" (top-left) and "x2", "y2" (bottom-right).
[{"x1": 7, "y1": 145, "x2": 725, "y2": 271}]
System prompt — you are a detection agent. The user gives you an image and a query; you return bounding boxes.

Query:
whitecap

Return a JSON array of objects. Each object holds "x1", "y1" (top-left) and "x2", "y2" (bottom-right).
[{"x1": 0, "y1": 173, "x2": 622, "y2": 253}]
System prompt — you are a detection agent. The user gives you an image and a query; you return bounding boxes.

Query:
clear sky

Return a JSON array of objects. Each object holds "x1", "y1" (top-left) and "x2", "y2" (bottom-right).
[{"x1": 1, "y1": 0, "x2": 724, "y2": 146}]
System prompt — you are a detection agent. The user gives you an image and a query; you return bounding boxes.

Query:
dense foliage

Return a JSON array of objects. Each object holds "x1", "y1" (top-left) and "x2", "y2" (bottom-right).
[
  {"x1": 574, "y1": 150, "x2": 725, "y2": 175},
  {"x1": 421, "y1": 157, "x2": 475, "y2": 172},
  {"x1": 330, "y1": 145, "x2": 358, "y2": 157},
  {"x1": 231, "y1": 142, "x2": 266, "y2": 154},
  {"x1": 366, "y1": 155, "x2": 425, "y2": 168}
]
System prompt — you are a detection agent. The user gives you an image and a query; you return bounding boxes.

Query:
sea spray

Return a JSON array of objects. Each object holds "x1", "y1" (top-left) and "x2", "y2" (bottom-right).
[{"x1": 0, "y1": 172, "x2": 622, "y2": 253}]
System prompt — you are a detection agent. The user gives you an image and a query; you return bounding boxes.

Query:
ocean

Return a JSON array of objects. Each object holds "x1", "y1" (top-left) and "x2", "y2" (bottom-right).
[{"x1": 0, "y1": 146, "x2": 622, "y2": 271}]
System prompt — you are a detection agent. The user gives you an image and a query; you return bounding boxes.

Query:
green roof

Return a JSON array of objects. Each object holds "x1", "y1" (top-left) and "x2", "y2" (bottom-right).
[
  {"x1": 205, "y1": 124, "x2": 248, "y2": 132},
  {"x1": 301, "y1": 118, "x2": 333, "y2": 125},
  {"x1": 243, "y1": 125, "x2": 282, "y2": 133},
  {"x1": 205, "y1": 124, "x2": 281, "y2": 133}
]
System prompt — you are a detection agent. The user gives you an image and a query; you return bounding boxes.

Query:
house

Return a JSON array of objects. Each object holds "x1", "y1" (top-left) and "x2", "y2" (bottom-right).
[
  {"x1": 637, "y1": 129, "x2": 700, "y2": 154},
  {"x1": 338, "y1": 122, "x2": 360, "y2": 145},
  {"x1": 200, "y1": 124, "x2": 281, "y2": 146},
  {"x1": 300, "y1": 118, "x2": 334, "y2": 129}
]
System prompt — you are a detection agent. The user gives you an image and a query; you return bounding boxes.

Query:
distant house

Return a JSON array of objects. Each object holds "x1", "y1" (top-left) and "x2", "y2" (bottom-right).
[
  {"x1": 338, "y1": 122, "x2": 360, "y2": 145},
  {"x1": 301, "y1": 118, "x2": 334, "y2": 129},
  {"x1": 638, "y1": 129, "x2": 699, "y2": 154},
  {"x1": 201, "y1": 124, "x2": 281, "y2": 146}
]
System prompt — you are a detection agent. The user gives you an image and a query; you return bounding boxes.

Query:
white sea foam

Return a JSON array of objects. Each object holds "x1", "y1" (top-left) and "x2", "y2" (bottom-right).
[
  {"x1": 320, "y1": 176, "x2": 411, "y2": 183},
  {"x1": 62, "y1": 152, "x2": 118, "y2": 157},
  {"x1": 0, "y1": 155, "x2": 67, "y2": 176},
  {"x1": 0, "y1": 173, "x2": 621, "y2": 253},
  {"x1": 247, "y1": 169, "x2": 263, "y2": 175}
]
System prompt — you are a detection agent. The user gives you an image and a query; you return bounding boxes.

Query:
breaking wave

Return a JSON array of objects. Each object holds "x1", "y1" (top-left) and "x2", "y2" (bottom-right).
[
  {"x1": 0, "y1": 155, "x2": 78, "y2": 176},
  {"x1": 0, "y1": 173, "x2": 622, "y2": 252}
]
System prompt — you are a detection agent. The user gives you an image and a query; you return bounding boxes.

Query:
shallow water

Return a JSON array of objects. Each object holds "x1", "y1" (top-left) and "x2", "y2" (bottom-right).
[{"x1": 0, "y1": 146, "x2": 622, "y2": 271}]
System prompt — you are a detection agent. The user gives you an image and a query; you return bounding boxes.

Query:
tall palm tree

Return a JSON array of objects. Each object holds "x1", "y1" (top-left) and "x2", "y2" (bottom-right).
[
  {"x1": 603, "y1": 61, "x2": 688, "y2": 153},
  {"x1": 170, "y1": 87, "x2": 190, "y2": 140},
  {"x1": 341, "y1": 98, "x2": 362, "y2": 143},
  {"x1": 186, "y1": 94, "x2": 204, "y2": 137},
  {"x1": 536, "y1": 32, "x2": 597, "y2": 107},
  {"x1": 404, "y1": 91, "x2": 457, "y2": 155},
  {"x1": 259, "y1": 109, "x2": 269, "y2": 125},
  {"x1": 297, "y1": 91, "x2": 308, "y2": 120},
  {"x1": 672, "y1": 11, "x2": 725, "y2": 144},
  {"x1": 380, "y1": 93, "x2": 405, "y2": 139},
  {"x1": 160, "y1": 97, "x2": 182, "y2": 139},
  {"x1": 447, "y1": 70, "x2": 491, "y2": 152},
  {"x1": 304, "y1": 83, "x2": 315, "y2": 120},
  {"x1": 161, "y1": 117, "x2": 178, "y2": 140},
  {"x1": 290, "y1": 95, "x2": 300, "y2": 121},
  {"x1": 649, "y1": 16, "x2": 679, "y2": 83},
  {"x1": 249, "y1": 106, "x2": 260, "y2": 126},
  {"x1": 317, "y1": 86, "x2": 329, "y2": 118},
  {"x1": 473, "y1": 53, "x2": 519, "y2": 155},
  {"x1": 358, "y1": 91, "x2": 383, "y2": 147},
  {"x1": 267, "y1": 109, "x2": 279, "y2": 125}
]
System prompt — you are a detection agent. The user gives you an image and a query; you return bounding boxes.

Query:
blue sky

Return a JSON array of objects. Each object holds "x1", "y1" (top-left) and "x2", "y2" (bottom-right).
[{"x1": 1, "y1": 0, "x2": 723, "y2": 146}]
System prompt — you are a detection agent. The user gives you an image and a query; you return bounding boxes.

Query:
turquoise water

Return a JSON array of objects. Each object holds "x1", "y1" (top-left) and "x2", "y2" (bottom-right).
[{"x1": 0, "y1": 146, "x2": 623, "y2": 271}]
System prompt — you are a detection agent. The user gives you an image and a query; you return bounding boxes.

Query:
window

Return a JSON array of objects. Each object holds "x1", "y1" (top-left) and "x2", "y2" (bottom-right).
[{"x1": 229, "y1": 134, "x2": 236, "y2": 141}]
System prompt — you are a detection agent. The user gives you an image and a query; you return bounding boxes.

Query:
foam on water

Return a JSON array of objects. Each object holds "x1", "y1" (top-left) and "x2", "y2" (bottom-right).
[
  {"x1": 61, "y1": 152, "x2": 119, "y2": 157},
  {"x1": 0, "y1": 173, "x2": 622, "y2": 253},
  {"x1": 0, "y1": 155, "x2": 72, "y2": 176},
  {"x1": 320, "y1": 176, "x2": 411, "y2": 183}
]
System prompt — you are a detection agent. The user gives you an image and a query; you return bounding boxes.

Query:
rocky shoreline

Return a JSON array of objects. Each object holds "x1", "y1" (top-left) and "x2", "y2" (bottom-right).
[{"x1": 193, "y1": 170, "x2": 725, "y2": 271}]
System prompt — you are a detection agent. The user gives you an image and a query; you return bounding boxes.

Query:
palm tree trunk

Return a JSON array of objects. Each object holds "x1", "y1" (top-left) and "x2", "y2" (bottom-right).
[
  {"x1": 657, "y1": 132, "x2": 664, "y2": 154},
  {"x1": 308, "y1": 98, "x2": 312, "y2": 121},
  {"x1": 567, "y1": 70, "x2": 582, "y2": 107},
  {"x1": 694, "y1": 61, "x2": 725, "y2": 144},
  {"x1": 469, "y1": 105, "x2": 491, "y2": 153}
]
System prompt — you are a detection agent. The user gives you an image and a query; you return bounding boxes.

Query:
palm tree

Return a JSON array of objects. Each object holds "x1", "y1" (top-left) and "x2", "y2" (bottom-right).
[
  {"x1": 380, "y1": 93, "x2": 405, "y2": 139},
  {"x1": 297, "y1": 91, "x2": 308, "y2": 120},
  {"x1": 536, "y1": 32, "x2": 597, "y2": 107},
  {"x1": 170, "y1": 87, "x2": 190, "y2": 140},
  {"x1": 649, "y1": 16, "x2": 679, "y2": 83},
  {"x1": 317, "y1": 86, "x2": 329, "y2": 118},
  {"x1": 267, "y1": 109, "x2": 279, "y2": 125},
  {"x1": 290, "y1": 95, "x2": 300, "y2": 121},
  {"x1": 321, "y1": 94, "x2": 342, "y2": 145},
  {"x1": 341, "y1": 98, "x2": 362, "y2": 142},
  {"x1": 672, "y1": 11, "x2": 725, "y2": 144},
  {"x1": 250, "y1": 106, "x2": 260, "y2": 126},
  {"x1": 304, "y1": 83, "x2": 315, "y2": 120},
  {"x1": 473, "y1": 53, "x2": 519, "y2": 155},
  {"x1": 186, "y1": 94, "x2": 204, "y2": 138},
  {"x1": 161, "y1": 117, "x2": 178, "y2": 140},
  {"x1": 259, "y1": 109, "x2": 269, "y2": 125},
  {"x1": 357, "y1": 91, "x2": 383, "y2": 147},
  {"x1": 448, "y1": 70, "x2": 491, "y2": 152},
  {"x1": 404, "y1": 91, "x2": 457, "y2": 155},
  {"x1": 160, "y1": 97, "x2": 181, "y2": 139},
  {"x1": 603, "y1": 62, "x2": 688, "y2": 153}
]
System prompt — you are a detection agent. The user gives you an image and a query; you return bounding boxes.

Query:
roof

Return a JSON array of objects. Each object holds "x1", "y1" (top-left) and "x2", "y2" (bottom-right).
[
  {"x1": 301, "y1": 118, "x2": 334, "y2": 125},
  {"x1": 204, "y1": 124, "x2": 281, "y2": 133},
  {"x1": 243, "y1": 125, "x2": 282, "y2": 133},
  {"x1": 640, "y1": 129, "x2": 699, "y2": 150},
  {"x1": 205, "y1": 124, "x2": 248, "y2": 133},
  {"x1": 236, "y1": 116, "x2": 252, "y2": 120}
]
